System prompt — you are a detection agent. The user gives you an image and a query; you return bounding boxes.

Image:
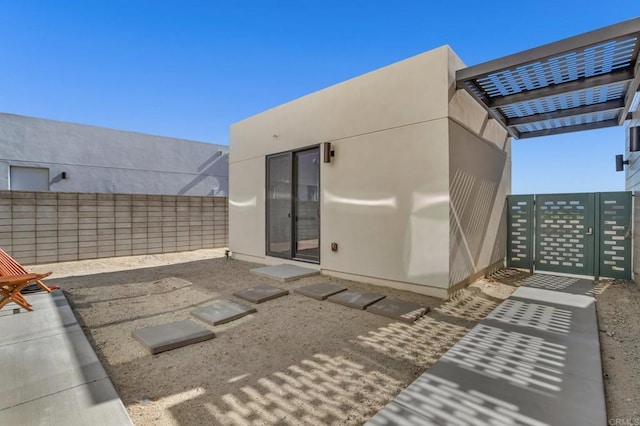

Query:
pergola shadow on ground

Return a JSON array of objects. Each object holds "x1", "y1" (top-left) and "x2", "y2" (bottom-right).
[{"x1": 40, "y1": 258, "x2": 525, "y2": 425}]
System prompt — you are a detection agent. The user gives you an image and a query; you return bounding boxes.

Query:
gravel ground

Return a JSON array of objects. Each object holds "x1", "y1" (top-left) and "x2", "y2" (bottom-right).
[
  {"x1": 31, "y1": 250, "x2": 519, "y2": 426},
  {"x1": 594, "y1": 279, "x2": 640, "y2": 423}
]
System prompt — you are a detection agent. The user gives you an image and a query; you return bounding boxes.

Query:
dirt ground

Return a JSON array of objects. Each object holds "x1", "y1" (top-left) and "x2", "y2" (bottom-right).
[
  {"x1": 32, "y1": 250, "x2": 520, "y2": 426},
  {"x1": 594, "y1": 278, "x2": 640, "y2": 423},
  {"x1": 31, "y1": 252, "x2": 640, "y2": 425}
]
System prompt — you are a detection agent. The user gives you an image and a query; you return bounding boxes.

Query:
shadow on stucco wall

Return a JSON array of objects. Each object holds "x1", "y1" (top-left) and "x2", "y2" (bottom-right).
[{"x1": 178, "y1": 151, "x2": 228, "y2": 196}]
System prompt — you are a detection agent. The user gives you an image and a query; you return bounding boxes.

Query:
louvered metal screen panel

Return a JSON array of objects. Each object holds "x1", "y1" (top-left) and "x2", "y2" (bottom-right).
[
  {"x1": 475, "y1": 37, "x2": 638, "y2": 97},
  {"x1": 535, "y1": 193, "x2": 595, "y2": 276},
  {"x1": 498, "y1": 82, "x2": 627, "y2": 118},
  {"x1": 506, "y1": 195, "x2": 533, "y2": 269},
  {"x1": 456, "y1": 19, "x2": 640, "y2": 139},
  {"x1": 514, "y1": 110, "x2": 620, "y2": 133},
  {"x1": 599, "y1": 192, "x2": 631, "y2": 280}
]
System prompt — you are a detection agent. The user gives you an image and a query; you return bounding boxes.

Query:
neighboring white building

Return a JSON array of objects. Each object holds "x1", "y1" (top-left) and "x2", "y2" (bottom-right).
[
  {"x1": 229, "y1": 45, "x2": 511, "y2": 298},
  {"x1": 0, "y1": 113, "x2": 229, "y2": 196}
]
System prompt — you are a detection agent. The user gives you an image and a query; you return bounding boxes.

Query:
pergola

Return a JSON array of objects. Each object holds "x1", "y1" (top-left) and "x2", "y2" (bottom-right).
[{"x1": 456, "y1": 18, "x2": 640, "y2": 139}]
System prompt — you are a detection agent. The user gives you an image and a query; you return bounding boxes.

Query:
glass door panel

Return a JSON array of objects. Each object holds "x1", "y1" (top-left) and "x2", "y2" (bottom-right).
[
  {"x1": 266, "y1": 153, "x2": 292, "y2": 258},
  {"x1": 293, "y1": 148, "x2": 320, "y2": 262}
]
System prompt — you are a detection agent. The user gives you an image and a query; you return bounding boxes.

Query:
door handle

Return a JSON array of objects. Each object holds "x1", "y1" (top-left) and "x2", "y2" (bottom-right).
[{"x1": 586, "y1": 227, "x2": 593, "y2": 235}]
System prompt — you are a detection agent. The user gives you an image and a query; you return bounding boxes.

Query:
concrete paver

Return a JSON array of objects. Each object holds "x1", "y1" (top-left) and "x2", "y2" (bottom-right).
[
  {"x1": 192, "y1": 300, "x2": 256, "y2": 326},
  {"x1": 293, "y1": 282, "x2": 347, "y2": 300},
  {"x1": 327, "y1": 290, "x2": 385, "y2": 310},
  {"x1": 233, "y1": 284, "x2": 289, "y2": 304},
  {"x1": 366, "y1": 297, "x2": 429, "y2": 323},
  {"x1": 250, "y1": 264, "x2": 319, "y2": 282},
  {"x1": 132, "y1": 320, "x2": 215, "y2": 354}
]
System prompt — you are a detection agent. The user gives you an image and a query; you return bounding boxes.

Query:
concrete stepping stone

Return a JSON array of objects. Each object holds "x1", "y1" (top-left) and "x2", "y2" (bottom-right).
[
  {"x1": 294, "y1": 282, "x2": 348, "y2": 300},
  {"x1": 233, "y1": 284, "x2": 289, "y2": 304},
  {"x1": 327, "y1": 289, "x2": 385, "y2": 310},
  {"x1": 367, "y1": 297, "x2": 429, "y2": 323},
  {"x1": 192, "y1": 300, "x2": 257, "y2": 326},
  {"x1": 132, "y1": 320, "x2": 215, "y2": 355},
  {"x1": 250, "y1": 264, "x2": 319, "y2": 282}
]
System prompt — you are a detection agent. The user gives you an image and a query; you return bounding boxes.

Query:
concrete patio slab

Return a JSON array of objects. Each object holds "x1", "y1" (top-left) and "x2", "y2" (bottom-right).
[
  {"x1": 327, "y1": 290, "x2": 385, "y2": 310},
  {"x1": 0, "y1": 329, "x2": 107, "y2": 409},
  {"x1": 293, "y1": 282, "x2": 348, "y2": 300},
  {"x1": 132, "y1": 320, "x2": 215, "y2": 354},
  {"x1": 250, "y1": 264, "x2": 319, "y2": 282},
  {"x1": 0, "y1": 293, "x2": 79, "y2": 345},
  {"x1": 366, "y1": 297, "x2": 429, "y2": 323},
  {"x1": 0, "y1": 377, "x2": 131, "y2": 425},
  {"x1": 365, "y1": 400, "x2": 439, "y2": 426},
  {"x1": 233, "y1": 284, "x2": 289, "y2": 304},
  {"x1": 366, "y1": 273, "x2": 606, "y2": 426},
  {"x1": 385, "y1": 365, "x2": 605, "y2": 426},
  {"x1": 0, "y1": 290, "x2": 132, "y2": 425},
  {"x1": 192, "y1": 300, "x2": 257, "y2": 326},
  {"x1": 520, "y1": 274, "x2": 594, "y2": 296}
]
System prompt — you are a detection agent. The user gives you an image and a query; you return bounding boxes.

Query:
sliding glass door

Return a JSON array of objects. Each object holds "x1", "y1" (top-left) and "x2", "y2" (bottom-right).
[
  {"x1": 294, "y1": 148, "x2": 320, "y2": 261},
  {"x1": 266, "y1": 146, "x2": 320, "y2": 263},
  {"x1": 266, "y1": 153, "x2": 292, "y2": 258}
]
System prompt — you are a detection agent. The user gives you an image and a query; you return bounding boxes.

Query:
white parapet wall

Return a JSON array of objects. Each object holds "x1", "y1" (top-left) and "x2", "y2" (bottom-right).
[{"x1": 0, "y1": 113, "x2": 229, "y2": 196}]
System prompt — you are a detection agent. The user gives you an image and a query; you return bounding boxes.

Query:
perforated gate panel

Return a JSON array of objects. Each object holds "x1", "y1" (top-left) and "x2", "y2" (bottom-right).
[
  {"x1": 507, "y1": 195, "x2": 534, "y2": 269},
  {"x1": 535, "y1": 193, "x2": 595, "y2": 276},
  {"x1": 507, "y1": 192, "x2": 632, "y2": 279},
  {"x1": 599, "y1": 192, "x2": 632, "y2": 280}
]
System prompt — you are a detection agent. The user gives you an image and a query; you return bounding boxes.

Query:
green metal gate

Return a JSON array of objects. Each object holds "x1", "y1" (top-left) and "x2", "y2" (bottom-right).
[
  {"x1": 536, "y1": 193, "x2": 595, "y2": 276},
  {"x1": 599, "y1": 192, "x2": 632, "y2": 280},
  {"x1": 507, "y1": 195, "x2": 534, "y2": 270},
  {"x1": 506, "y1": 191, "x2": 632, "y2": 280}
]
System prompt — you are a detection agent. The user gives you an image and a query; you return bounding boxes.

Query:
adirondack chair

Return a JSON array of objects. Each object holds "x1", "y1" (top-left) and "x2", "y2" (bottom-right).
[
  {"x1": 0, "y1": 273, "x2": 51, "y2": 311},
  {"x1": 0, "y1": 249, "x2": 52, "y2": 293}
]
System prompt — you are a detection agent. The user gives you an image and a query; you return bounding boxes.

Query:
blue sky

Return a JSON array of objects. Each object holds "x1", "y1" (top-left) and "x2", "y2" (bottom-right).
[{"x1": 1, "y1": 1, "x2": 638, "y2": 193}]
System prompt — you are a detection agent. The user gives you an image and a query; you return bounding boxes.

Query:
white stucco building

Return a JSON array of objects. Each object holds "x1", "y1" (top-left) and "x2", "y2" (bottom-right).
[
  {"x1": 0, "y1": 113, "x2": 229, "y2": 196},
  {"x1": 229, "y1": 46, "x2": 511, "y2": 298}
]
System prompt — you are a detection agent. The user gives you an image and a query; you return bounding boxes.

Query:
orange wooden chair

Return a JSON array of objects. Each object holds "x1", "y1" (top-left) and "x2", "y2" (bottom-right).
[
  {"x1": 0, "y1": 249, "x2": 52, "y2": 293},
  {"x1": 0, "y1": 273, "x2": 51, "y2": 311}
]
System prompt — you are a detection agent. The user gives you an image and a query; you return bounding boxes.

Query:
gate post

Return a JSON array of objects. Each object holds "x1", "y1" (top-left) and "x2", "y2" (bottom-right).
[{"x1": 594, "y1": 192, "x2": 600, "y2": 281}]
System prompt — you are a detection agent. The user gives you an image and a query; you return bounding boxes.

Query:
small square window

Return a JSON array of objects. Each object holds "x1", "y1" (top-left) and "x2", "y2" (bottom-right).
[{"x1": 10, "y1": 166, "x2": 50, "y2": 191}]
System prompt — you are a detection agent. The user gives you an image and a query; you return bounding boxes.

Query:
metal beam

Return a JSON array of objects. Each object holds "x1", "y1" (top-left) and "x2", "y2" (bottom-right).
[
  {"x1": 517, "y1": 119, "x2": 619, "y2": 139},
  {"x1": 506, "y1": 99, "x2": 625, "y2": 127},
  {"x1": 454, "y1": 88, "x2": 519, "y2": 138},
  {"x1": 456, "y1": 17, "x2": 640, "y2": 83},
  {"x1": 488, "y1": 68, "x2": 634, "y2": 108},
  {"x1": 618, "y1": 58, "x2": 640, "y2": 125}
]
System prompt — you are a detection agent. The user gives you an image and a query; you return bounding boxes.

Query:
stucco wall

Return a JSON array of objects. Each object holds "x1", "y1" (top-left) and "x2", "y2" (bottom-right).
[
  {"x1": 448, "y1": 121, "x2": 510, "y2": 287},
  {"x1": 0, "y1": 113, "x2": 229, "y2": 196},
  {"x1": 447, "y1": 49, "x2": 511, "y2": 290},
  {"x1": 230, "y1": 46, "x2": 455, "y2": 297}
]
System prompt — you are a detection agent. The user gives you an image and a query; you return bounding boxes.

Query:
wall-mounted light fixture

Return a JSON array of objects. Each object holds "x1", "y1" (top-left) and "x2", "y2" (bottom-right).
[
  {"x1": 61, "y1": 172, "x2": 68, "y2": 179},
  {"x1": 630, "y1": 126, "x2": 640, "y2": 152},
  {"x1": 323, "y1": 142, "x2": 335, "y2": 163},
  {"x1": 615, "y1": 154, "x2": 629, "y2": 172}
]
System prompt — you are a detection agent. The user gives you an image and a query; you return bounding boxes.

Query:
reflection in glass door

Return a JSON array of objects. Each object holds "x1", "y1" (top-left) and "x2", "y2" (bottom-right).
[
  {"x1": 266, "y1": 153, "x2": 292, "y2": 258},
  {"x1": 266, "y1": 146, "x2": 320, "y2": 263},
  {"x1": 293, "y1": 148, "x2": 320, "y2": 261}
]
